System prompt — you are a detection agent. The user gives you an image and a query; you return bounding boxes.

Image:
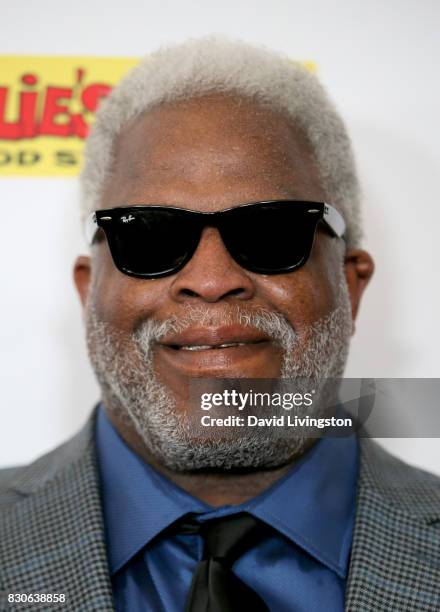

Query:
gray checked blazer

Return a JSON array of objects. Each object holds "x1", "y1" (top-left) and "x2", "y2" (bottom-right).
[{"x1": 1, "y1": 410, "x2": 440, "y2": 611}]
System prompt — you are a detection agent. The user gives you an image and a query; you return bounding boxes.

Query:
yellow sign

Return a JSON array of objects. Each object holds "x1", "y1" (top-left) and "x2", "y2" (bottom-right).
[
  {"x1": 0, "y1": 55, "x2": 316, "y2": 177},
  {"x1": 0, "y1": 55, "x2": 138, "y2": 176}
]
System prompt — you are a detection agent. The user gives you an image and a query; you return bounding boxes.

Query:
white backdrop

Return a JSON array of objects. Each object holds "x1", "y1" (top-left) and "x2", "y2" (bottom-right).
[{"x1": 1, "y1": 0, "x2": 439, "y2": 472}]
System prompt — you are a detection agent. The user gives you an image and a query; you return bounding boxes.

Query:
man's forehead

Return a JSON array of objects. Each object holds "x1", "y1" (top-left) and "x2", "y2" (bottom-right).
[
  {"x1": 115, "y1": 94, "x2": 313, "y2": 155},
  {"x1": 100, "y1": 94, "x2": 326, "y2": 210}
]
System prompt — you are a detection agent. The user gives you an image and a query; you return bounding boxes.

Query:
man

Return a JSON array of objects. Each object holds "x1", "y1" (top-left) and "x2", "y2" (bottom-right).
[{"x1": 1, "y1": 38, "x2": 439, "y2": 612}]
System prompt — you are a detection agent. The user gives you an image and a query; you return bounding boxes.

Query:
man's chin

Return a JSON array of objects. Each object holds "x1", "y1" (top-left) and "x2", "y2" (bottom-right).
[
  {"x1": 112, "y1": 403, "x2": 310, "y2": 473},
  {"x1": 144, "y1": 431, "x2": 310, "y2": 472}
]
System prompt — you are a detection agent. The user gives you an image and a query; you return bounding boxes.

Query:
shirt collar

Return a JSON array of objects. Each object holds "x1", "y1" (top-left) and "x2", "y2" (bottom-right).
[
  {"x1": 96, "y1": 405, "x2": 358, "y2": 579},
  {"x1": 243, "y1": 431, "x2": 358, "y2": 578}
]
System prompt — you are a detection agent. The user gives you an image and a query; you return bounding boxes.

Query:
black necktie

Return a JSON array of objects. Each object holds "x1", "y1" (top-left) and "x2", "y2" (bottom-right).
[{"x1": 180, "y1": 513, "x2": 269, "y2": 612}]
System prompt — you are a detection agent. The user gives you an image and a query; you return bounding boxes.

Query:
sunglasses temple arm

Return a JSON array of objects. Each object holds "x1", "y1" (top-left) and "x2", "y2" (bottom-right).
[
  {"x1": 323, "y1": 204, "x2": 346, "y2": 239},
  {"x1": 85, "y1": 212, "x2": 98, "y2": 246}
]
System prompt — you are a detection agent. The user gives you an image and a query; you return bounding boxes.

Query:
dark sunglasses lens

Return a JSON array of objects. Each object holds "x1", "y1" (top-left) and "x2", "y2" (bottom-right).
[
  {"x1": 222, "y1": 203, "x2": 319, "y2": 273},
  {"x1": 108, "y1": 209, "x2": 198, "y2": 277}
]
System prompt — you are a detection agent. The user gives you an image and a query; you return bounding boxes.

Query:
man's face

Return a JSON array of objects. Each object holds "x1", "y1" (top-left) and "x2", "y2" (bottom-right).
[{"x1": 75, "y1": 94, "x2": 373, "y2": 470}]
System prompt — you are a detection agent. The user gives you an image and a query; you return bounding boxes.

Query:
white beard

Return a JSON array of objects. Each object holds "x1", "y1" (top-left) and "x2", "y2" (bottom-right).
[{"x1": 85, "y1": 276, "x2": 353, "y2": 471}]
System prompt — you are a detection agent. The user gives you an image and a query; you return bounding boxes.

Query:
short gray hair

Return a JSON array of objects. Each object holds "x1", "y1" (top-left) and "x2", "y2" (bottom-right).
[{"x1": 80, "y1": 36, "x2": 362, "y2": 247}]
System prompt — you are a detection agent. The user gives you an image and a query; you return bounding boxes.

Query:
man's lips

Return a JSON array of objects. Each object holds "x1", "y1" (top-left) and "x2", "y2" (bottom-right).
[
  {"x1": 155, "y1": 324, "x2": 281, "y2": 377},
  {"x1": 158, "y1": 325, "x2": 271, "y2": 352}
]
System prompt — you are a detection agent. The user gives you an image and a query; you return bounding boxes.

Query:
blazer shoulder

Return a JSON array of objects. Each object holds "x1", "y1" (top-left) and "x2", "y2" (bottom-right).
[
  {"x1": 0, "y1": 464, "x2": 23, "y2": 484},
  {"x1": 0, "y1": 411, "x2": 96, "y2": 511},
  {"x1": 0, "y1": 465, "x2": 30, "y2": 509},
  {"x1": 359, "y1": 438, "x2": 440, "y2": 521}
]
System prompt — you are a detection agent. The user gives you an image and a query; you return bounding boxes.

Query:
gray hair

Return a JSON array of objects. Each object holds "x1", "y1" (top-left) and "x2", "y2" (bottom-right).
[{"x1": 80, "y1": 36, "x2": 362, "y2": 248}]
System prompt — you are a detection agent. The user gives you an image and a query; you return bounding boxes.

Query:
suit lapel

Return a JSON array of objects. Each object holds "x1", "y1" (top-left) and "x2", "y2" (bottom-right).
[
  {"x1": 0, "y1": 412, "x2": 114, "y2": 611},
  {"x1": 345, "y1": 439, "x2": 440, "y2": 611}
]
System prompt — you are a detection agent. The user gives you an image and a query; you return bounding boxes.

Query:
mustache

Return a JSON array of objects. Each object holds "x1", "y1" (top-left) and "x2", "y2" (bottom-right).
[{"x1": 134, "y1": 305, "x2": 297, "y2": 351}]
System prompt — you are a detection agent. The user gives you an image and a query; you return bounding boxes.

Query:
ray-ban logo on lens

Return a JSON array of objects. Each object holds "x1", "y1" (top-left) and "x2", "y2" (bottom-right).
[{"x1": 121, "y1": 214, "x2": 135, "y2": 223}]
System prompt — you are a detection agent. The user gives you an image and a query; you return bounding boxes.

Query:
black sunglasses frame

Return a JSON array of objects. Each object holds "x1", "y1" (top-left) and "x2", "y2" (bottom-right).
[{"x1": 85, "y1": 200, "x2": 346, "y2": 279}]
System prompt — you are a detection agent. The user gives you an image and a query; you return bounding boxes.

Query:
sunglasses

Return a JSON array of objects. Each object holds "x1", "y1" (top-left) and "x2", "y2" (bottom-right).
[{"x1": 85, "y1": 200, "x2": 346, "y2": 279}]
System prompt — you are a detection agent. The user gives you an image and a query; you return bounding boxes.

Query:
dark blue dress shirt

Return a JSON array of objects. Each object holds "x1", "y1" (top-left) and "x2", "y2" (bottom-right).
[{"x1": 95, "y1": 406, "x2": 358, "y2": 612}]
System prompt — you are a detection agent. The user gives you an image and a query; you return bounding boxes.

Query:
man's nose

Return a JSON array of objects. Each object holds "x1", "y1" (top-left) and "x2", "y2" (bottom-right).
[{"x1": 169, "y1": 226, "x2": 256, "y2": 303}]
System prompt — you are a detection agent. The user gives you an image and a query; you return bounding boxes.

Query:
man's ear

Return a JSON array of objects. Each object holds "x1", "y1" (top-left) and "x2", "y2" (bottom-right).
[
  {"x1": 344, "y1": 248, "x2": 374, "y2": 329},
  {"x1": 73, "y1": 255, "x2": 92, "y2": 308}
]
